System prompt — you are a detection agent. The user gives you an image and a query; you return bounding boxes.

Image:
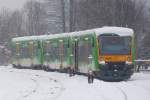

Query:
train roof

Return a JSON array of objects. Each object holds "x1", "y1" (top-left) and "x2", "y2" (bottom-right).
[
  {"x1": 12, "y1": 27, "x2": 134, "y2": 42},
  {"x1": 12, "y1": 30, "x2": 94, "y2": 42},
  {"x1": 37, "y1": 30, "x2": 94, "y2": 41},
  {"x1": 94, "y1": 27, "x2": 134, "y2": 36},
  {"x1": 39, "y1": 33, "x2": 70, "y2": 40},
  {"x1": 12, "y1": 35, "x2": 39, "y2": 42}
]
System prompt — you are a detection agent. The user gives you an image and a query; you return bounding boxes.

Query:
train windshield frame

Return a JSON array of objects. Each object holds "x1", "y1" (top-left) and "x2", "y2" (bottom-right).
[{"x1": 99, "y1": 35, "x2": 132, "y2": 55}]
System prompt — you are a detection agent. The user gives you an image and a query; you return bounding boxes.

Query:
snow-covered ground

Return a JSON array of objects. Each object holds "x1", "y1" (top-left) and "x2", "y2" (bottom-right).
[{"x1": 0, "y1": 66, "x2": 150, "y2": 100}]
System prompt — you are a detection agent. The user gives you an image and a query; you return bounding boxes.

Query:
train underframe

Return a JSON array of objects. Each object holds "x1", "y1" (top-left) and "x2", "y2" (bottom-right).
[
  {"x1": 96, "y1": 62, "x2": 134, "y2": 81},
  {"x1": 12, "y1": 61, "x2": 134, "y2": 82}
]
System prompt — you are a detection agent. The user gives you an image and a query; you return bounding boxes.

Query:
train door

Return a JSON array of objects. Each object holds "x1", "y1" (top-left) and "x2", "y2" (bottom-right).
[
  {"x1": 71, "y1": 39, "x2": 78, "y2": 72},
  {"x1": 74, "y1": 40, "x2": 78, "y2": 71},
  {"x1": 46, "y1": 39, "x2": 67, "y2": 70},
  {"x1": 78, "y1": 37, "x2": 93, "y2": 73},
  {"x1": 47, "y1": 41, "x2": 60, "y2": 69},
  {"x1": 20, "y1": 42, "x2": 30, "y2": 67},
  {"x1": 58, "y1": 39, "x2": 68, "y2": 69},
  {"x1": 33, "y1": 41, "x2": 41, "y2": 66}
]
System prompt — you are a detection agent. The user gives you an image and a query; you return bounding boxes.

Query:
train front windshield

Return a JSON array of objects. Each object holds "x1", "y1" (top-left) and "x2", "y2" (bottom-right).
[{"x1": 99, "y1": 36, "x2": 131, "y2": 55}]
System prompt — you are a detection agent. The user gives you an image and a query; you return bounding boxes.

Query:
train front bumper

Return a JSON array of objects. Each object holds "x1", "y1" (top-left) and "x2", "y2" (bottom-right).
[{"x1": 96, "y1": 63, "x2": 134, "y2": 81}]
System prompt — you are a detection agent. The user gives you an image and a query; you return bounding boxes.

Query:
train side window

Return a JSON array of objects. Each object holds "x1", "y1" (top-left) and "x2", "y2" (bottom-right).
[
  {"x1": 29, "y1": 42, "x2": 34, "y2": 57},
  {"x1": 51, "y1": 41, "x2": 59, "y2": 61},
  {"x1": 21, "y1": 43, "x2": 26, "y2": 58},
  {"x1": 16, "y1": 42, "x2": 20, "y2": 56}
]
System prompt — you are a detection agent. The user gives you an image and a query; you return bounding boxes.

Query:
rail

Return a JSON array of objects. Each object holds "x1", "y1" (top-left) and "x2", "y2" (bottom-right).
[{"x1": 135, "y1": 60, "x2": 150, "y2": 72}]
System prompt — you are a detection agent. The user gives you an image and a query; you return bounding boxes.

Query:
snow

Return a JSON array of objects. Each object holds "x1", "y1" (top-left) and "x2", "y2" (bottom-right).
[
  {"x1": 12, "y1": 30, "x2": 94, "y2": 42},
  {"x1": 12, "y1": 36, "x2": 39, "y2": 42},
  {"x1": 12, "y1": 27, "x2": 133, "y2": 42},
  {"x1": 0, "y1": 65, "x2": 150, "y2": 100},
  {"x1": 94, "y1": 26, "x2": 134, "y2": 36}
]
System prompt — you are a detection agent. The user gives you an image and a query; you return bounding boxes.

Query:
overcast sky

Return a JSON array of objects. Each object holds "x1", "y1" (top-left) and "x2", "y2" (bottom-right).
[
  {"x1": 0, "y1": 0, "x2": 28, "y2": 10},
  {"x1": 0, "y1": 0, "x2": 149, "y2": 10}
]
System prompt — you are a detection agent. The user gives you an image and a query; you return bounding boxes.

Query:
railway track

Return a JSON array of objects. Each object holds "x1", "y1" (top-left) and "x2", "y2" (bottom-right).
[
  {"x1": 115, "y1": 86, "x2": 128, "y2": 100},
  {"x1": 124, "y1": 81, "x2": 150, "y2": 93},
  {"x1": 116, "y1": 81, "x2": 150, "y2": 100},
  {"x1": 1, "y1": 66, "x2": 150, "y2": 100}
]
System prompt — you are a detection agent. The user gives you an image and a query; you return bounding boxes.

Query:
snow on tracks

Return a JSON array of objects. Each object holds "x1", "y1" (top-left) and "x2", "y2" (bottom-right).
[
  {"x1": 0, "y1": 66, "x2": 64, "y2": 100},
  {"x1": 1, "y1": 66, "x2": 150, "y2": 100}
]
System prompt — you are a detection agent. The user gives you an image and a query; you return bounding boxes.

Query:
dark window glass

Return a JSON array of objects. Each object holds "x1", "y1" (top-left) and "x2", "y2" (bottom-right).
[
  {"x1": 99, "y1": 36, "x2": 131, "y2": 55},
  {"x1": 21, "y1": 44, "x2": 29, "y2": 58},
  {"x1": 78, "y1": 38, "x2": 92, "y2": 64}
]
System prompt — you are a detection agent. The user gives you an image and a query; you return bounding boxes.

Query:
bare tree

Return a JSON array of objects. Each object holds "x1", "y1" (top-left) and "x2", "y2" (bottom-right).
[
  {"x1": 24, "y1": 0, "x2": 48, "y2": 35},
  {"x1": 61, "y1": 0, "x2": 66, "y2": 32},
  {"x1": 71, "y1": 0, "x2": 147, "y2": 31},
  {"x1": 0, "y1": 8, "x2": 11, "y2": 42},
  {"x1": 69, "y1": 0, "x2": 74, "y2": 31},
  {"x1": 0, "y1": 8, "x2": 12, "y2": 64},
  {"x1": 8, "y1": 10, "x2": 23, "y2": 37}
]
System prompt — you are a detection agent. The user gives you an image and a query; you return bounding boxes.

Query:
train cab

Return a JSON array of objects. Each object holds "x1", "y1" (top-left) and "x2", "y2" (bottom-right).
[{"x1": 95, "y1": 27, "x2": 135, "y2": 81}]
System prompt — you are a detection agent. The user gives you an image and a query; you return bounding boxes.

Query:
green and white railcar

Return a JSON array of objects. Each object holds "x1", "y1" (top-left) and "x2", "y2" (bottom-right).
[
  {"x1": 11, "y1": 27, "x2": 136, "y2": 81},
  {"x1": 11, "y1": 36, "x2": 43, "y2": 69}
]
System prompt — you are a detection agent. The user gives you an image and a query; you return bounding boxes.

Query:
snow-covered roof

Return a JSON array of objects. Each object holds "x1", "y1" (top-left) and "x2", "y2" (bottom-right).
[
  {"x1": 69, "y1": 30, "x2": 94, "y2": 37},
  {"x1": 12, "y1": 36, "x2": 39, "y2": 42},
  {"x1": 94, "y1": 26, "x2": 134, "y2": 36},
  {"x1": 12, "y1": 30, "x2": 94, "y2": 42},
  {"x1": 39, "y1": 33, "x2": 70, "y2": 40},
  {"x1": 39, "y1": 30, "x2": 94, "y2": 40},
  {"x1": 12, "y1": 27, "x2": 134, "y2": 42}
]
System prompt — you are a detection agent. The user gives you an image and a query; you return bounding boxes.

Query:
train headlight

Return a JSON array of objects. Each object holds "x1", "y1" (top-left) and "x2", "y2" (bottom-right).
[
  {"x1": 127, "y1": 56, "x2": 132, "y2": 61},
  {"x1": 99, "y1": 61, "x2": 106, "y2": 65},
  {"x1": 126, "y1": 61, "x2": 132, "y2": 65}
]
